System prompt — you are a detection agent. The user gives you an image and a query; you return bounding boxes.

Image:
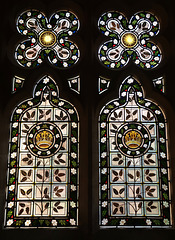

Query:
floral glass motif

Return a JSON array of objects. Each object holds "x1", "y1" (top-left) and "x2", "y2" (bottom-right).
[
  {"x1": 99, "y1": 76, "x2": 171, "y2": 227},
  {"x1": 5, "y1": 75, "x2": 79, "y2": 228},
  {"x1": 15, "y1": 10, "x2": 80, "y2": 68},
  {"x1": 98, "y1": 11, "x2": 161, "y2": 69}
]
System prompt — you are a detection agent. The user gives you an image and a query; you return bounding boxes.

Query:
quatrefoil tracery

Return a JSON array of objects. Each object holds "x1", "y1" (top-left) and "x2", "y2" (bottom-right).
[
  {"x1": 15, "y1": 10, "x2": 162, "y2": 71},
  {"x1": 15, "y1": 10, "x2": 80, "y2": 68},
  {"x1": 98, "y1": 11, "x2": 162, "y2": 69}
]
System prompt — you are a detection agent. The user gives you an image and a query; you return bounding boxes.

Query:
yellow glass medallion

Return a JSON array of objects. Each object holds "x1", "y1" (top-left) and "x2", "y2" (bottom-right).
[
  {"x1": 35, "y1": 130, "x2": 54, "y2": 149},
  {"x1": 124, "y1": 130, "x2": 142, "y2": 149},
  {"x1": 39, "y1": 31, "x2": 56, "y2": 47},
  {"x1": 121, "y1": 32, "x2": 137, "y2": 48}
]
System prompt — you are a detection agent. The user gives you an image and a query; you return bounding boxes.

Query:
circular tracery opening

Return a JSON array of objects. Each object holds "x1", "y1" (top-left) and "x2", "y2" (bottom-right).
[
  {"x1": 39, "y1": 31, "x2": 56, "y2": 47},
  {"x1": 121, "y1": 32, "x2": 137, "y2": 48}
]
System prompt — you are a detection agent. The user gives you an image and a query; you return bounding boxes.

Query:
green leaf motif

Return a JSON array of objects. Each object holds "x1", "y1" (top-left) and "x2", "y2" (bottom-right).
[
  {"x1": 101, "y1": 50, "x2": 106, "y2": 56},
  {"x1": 131, "y1": 19, "x2": 137, "y2": 25},
  {"x1": 104, "y1": 61, "x2": 110, "y2": 65},
  {"x1": 101, "y1": 160, "x2": 106, "y2": 167},
  {"x1": 150, "y1": 16, "x2": 155, "y2": 22},
  {"x1": 141, "y1": 34, "x2": 149, "y2": 39},
  {"x1": 52, "y1": 99, "x2": 59, "y2": 104},
  {"x1": 60, "y1": 12, "x2": 65, "y2": 17},
  {"x1": 127, "y1": 50, "x2": 133, "y2": 55},
  {"x1": 150, "y1": 61, "x2": 157, "y2": 66},
  {"x1": 109, "y1": 33, "x2": 117, "y2": 38},
  {"x1": 121, "y1": 19, "x2": 127, "y2": 28},
  {"x1": 71, "y1": 160, "x2": 77, "y2": 167},
  {"x1": 162, "y1": 176, "x2": 168, "y2": 184},
  {"x1": 102, "y1": 209, "x2": 107, "y2": 217},
  {"x1": 10, "y1": 160, "x2": 16, "y2": 167},
  {"x1": 110, "y1": 219, "x2": 119, "y2": 225},
  {"x1": 147, "y1": 42, "x2": 152, "y2": 48},
  {"x1": 163, "y1": 192, "x2": 168, "y2": 200},
  {"x1": 153, "y1": 219, "x2": 161, "y2": 225},
  {"x1": 17, "y1": 48, "x2": 23, "y2": 55},
  {"x1": 9, "y1": 176, "x2": 15, "y2": 184},
  {"x1": 140, "y1": 13, "x2": 146, "y2": 18},
  {"x1": 28, "y1": 32, "x2": 35, "y2": 37},
  {"x1": 39, "y1": 220, "x2": 44, "y2": 226},
  {"x1": 11, "y1": 145, "x2": 17, "y2": 152},
  {"x1": 103, "y1": 15, "x2": 107, "y2": 21},
  {"x1": 19, "y1": 25, "x2": 25, "y2": 30},
  {"x1": 101, "y1": 130, "x2": 106, "y2": 137},
  {"x1": 65, "y1": 42, "x2": 70, "y2": 48},
  {"x1": 16, "y1": 220, "x2": 24, "y2": 226},
  {"x1": 71, "y1": 175, "x2": 77, "y2": 184},
  {"x1": 102, "y1": 192, "x2": 107, "y2": 200},
  {"x1": 45, "y1": 49, "x2": 51, "y2": 54},
  {"x1": 72, "y1": 130, "x2": 78, "y2": 137},
  {"x1": 59, "y1": 220, "x2": 66, "y2": 226},
  {"x1": 45, "y1": 220, "x2": 50, "y2": 226},
  {"x1": 12, "y1": 129, "x2": 18, "y2": 137},
  {"x1": 7, "y1": 210, "x2": 13, "y2": 219},
  {"x1": 116, "y1": 62, "x2": 121, "y2": 68},
  {"x1": 100, "y1": 26, "x2": 106, "y2": 32},
  {"x1": 41, "y1": 18, "x2": 47, "y2": 28},
  {"x1": 107, "y1": 105, "x2": 114, "y2": 109},
  {"x1": 140, "y1": 62, "x2": 145, "y2": 68}
]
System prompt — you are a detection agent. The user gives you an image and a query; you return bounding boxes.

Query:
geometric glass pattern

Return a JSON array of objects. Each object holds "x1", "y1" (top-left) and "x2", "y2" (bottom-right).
[
  {"x1": 12, "y1": 76, "x2": 25, "y2": 93},
  {"x1": 67, "y1": 75, "x2": 80, "y2": 94},
  {"x1": 98, "y1": 11, "x2": 161, "y2": 69},
  {"x1": 98, "y1": 77, "x2": 111, "y2": 94},
  {"x1": 99, "y1": 76, "x2": 171, "y2": 227},
  {"x1": 5, "y1": 75, "x2": 79, "y2": 228},
  {"x1": 15, "y1": 10, "x2": 80, "y2": 68},
  {"x1": 152, "y1": 76, "x2": 165, "y2": 93}
]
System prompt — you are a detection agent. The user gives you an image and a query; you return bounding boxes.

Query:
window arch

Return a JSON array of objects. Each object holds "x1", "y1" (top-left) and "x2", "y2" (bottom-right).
[
  {"x1": 4, "y1": 75, "x2": 79, "y2": 228},
  {"x1": 99, "y1": 76, "x2": 171, "y2": 227}
]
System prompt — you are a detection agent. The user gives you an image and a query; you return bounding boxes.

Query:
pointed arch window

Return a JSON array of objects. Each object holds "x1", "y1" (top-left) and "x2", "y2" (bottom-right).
[
  {"x1": 99, "y1": 76, "x2": 171, "y2": 227},
  {"x1": 5, "y1": 75, "x2": 79, "y2": 228}
]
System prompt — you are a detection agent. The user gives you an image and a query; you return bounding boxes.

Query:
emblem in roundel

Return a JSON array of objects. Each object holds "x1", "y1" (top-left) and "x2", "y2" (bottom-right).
[
  {"x1": 27, "y1": 122, "x2": 62, "y2": 158},
  {"x1": 116, "y1": 122, "x2": 151, "y2": 157}
]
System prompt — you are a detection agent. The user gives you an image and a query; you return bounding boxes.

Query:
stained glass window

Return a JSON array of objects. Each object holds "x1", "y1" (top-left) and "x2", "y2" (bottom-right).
[
  {"x1": 98, "y1": 77, "x2": 111, "y2": 94},
  {"x1": 99, "y1": 76, "x2": 171, "y2": 227},
  {"x1": 5, "y1": 75, "x2": 79, "y2": 228},
  {"x1": 15, "y1": 10, "x2": 80, "y2": 68},
  {"x1": 67, "y1": 75, "x2": 80, "y2": 94},
  {"x1": 152, "y1": 76, "x2": 165, "y2": 93},
  {"x1": 12, "y1": 76, "x2": 25, "y2": 93},
  {"x1": 98, "y1": 11, "x2": 161, "y2": 69}
]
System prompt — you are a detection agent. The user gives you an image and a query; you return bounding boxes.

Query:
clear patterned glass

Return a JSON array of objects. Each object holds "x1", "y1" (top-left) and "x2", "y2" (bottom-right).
[
  {"x1": 99, "y1": 76, "x2": 171, "y2": 227},
  {"x1": 5, "y1": 75, "x2": 79, "y2": 228}
]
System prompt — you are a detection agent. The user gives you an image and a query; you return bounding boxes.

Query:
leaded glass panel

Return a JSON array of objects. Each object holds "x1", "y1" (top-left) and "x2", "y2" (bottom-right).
[
  {"x1": 15, "y1": 10, "x2": 80, "y2": 68},
  {"x1": 99, "y1": 76, "x2": 171, "y2": 227},
  {"x1": 98, "y1": 11, "x2": 161, "y2": 69},
  {"x1": 5, "y1": 75, "x2": 79, "y2": 228}
]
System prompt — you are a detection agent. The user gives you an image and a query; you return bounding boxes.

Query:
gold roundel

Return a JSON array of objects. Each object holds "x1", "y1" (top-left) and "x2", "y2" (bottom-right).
[
  {"x1": 39, "y1": 31, "x2": 56, "y2": 47},
  {"x1": 35, "y1": 130, "x2": 54, "y2": 149},
  {"x1": 121, "y1": 32, "x2": 137, "y2": 48},
  {"x1": 124, "y1": 130, "x2": 142, "y2": 149}
]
